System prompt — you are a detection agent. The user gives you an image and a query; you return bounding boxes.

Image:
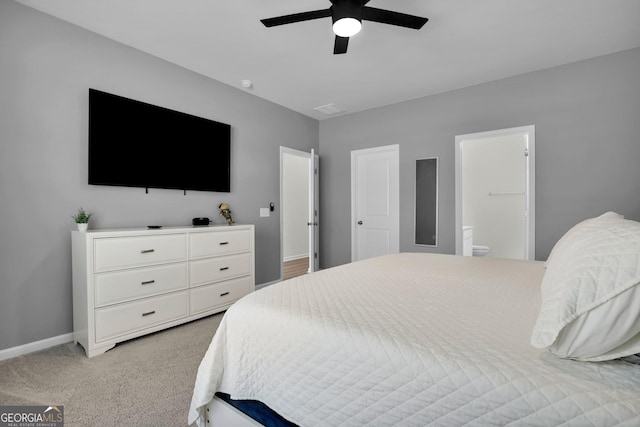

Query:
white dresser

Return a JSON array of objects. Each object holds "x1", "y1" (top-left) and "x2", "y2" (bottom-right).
[{"x1": 71, "y1": 225, "x2": 254, "y2": 357}]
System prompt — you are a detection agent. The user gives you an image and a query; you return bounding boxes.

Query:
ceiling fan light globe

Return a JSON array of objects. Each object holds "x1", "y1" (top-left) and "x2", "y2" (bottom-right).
[{"x1": 333, "y1": 17, "x2": 361, "y2": 37}]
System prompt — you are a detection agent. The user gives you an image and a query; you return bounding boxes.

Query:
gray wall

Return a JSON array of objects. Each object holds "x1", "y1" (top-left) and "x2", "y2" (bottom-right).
[
  {"x1": 2, "y1": 0, "x2": 639, "y2": 353},
  {"x1": 319, "y1": 47, "x2": 640, "y2": 269},
  {"x1": 0, "y1": 1, "x2": 318, "y2": 351}
]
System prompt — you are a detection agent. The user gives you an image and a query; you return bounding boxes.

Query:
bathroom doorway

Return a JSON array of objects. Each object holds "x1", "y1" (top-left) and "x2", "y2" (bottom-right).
[{"x1": 455, "y1": 126, "x2": 535, "y2": 260}]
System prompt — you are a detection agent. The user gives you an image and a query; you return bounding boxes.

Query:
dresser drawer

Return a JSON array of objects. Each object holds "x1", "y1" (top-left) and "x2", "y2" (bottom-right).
[
  {"x1": 94, "y1": 234, "x2": 187, "y2": 272},
  {"x1": 94, "y1": 263, "x2": 188, "y2": 307},
  {"x1": 190, "y1": 253, "x2": 251, "y2": 287},
  {"x1": 190, "y1": 230, "x2": 251, "y2": 259},
  {"x1": 94, "y1": 291, "x2": 188, "y2": 342},
  {"x1": 190, "y1": 276, "x2": 253, "y2": 315}
]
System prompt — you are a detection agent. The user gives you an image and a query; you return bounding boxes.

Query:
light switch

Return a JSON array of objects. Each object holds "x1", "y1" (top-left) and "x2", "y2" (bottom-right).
[{"x1": 260, "y1": 208, "x2": 270, "y2": 217}]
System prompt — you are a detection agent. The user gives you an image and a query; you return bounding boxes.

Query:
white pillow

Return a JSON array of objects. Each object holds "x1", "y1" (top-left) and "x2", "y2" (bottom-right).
[
  {"x1": 544, "y1": 211, "x2": 624, "y2": 268},
  {"x1": 531, "y1": 212, "x2": 640, "y2": 361}
]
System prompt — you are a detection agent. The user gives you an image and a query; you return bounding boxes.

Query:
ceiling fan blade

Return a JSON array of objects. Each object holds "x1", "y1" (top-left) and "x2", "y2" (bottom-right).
[
  {"x1": 261, "y1": 9, "x2": 332, "y2": 27},
  {"x1": 361, "y1": 6, "x2": 428, "y2": 29},
  {"x1": 334, "y1": 36, "x2": 349, "y2": 54}
]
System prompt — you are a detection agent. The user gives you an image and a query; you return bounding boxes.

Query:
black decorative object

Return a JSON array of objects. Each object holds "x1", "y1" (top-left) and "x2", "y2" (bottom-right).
[{"x1": 192, "y1": 217, "x2": 211, "y2": 226}]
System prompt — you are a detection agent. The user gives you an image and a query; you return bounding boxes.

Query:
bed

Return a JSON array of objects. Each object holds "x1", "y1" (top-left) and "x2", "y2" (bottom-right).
[{"x1": 189, "y1": 213, "x2": 640, "y2": 426}]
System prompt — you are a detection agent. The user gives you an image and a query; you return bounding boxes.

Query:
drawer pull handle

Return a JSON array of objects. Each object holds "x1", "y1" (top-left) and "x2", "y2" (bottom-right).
[
  {"x1": 220, "y1": 292, "x2": 230, "y2": 297},
  {"x1": 219, "y1": 242, "x2": 229, "y2": 245},
  {"x1": 141, "y1": 280, "x2": 155, "y2": 285},
  {"x1": 219, "y1": 267, "x2": 229, "y2": 271},
  {"x1": 140, "y1": 249, "x2": 155, "y2": 254},
  {"x1": 142, "y1": 310, "x2": 156, "y2": 317}
]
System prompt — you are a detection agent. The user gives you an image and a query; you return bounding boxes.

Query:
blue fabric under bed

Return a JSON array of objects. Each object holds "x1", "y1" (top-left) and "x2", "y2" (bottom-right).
[{"x1": 215, "y1": 392, "x2": 299, "y2": 427}]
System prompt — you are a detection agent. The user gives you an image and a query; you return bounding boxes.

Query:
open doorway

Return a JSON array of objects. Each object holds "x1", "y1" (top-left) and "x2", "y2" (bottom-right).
[
  {"x1": 280, "y1": 147, "x2": 319, "y2": 280},
  {"x1": 455, "y1": 126, "x2": 535, "y2": 260}
]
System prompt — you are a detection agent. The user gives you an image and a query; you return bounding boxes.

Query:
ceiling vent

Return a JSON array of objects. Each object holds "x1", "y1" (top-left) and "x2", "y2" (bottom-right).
[{"x1": 313, "y1": 103, "x2": 346, "y2": 115}]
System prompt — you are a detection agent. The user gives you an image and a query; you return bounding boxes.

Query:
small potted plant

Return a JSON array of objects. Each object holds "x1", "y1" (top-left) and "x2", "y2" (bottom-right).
[{"x1": 72, "y1": 207, "x2": 92, "y2": 232}]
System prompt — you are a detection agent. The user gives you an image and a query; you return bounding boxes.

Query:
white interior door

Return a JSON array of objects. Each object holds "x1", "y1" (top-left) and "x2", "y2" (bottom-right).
[
  {"x1": 351, "y1": 145, "x2": 399, "y2": 262},
  {"x1": 308, "y1": 149, "x2": 320, "y2": 272}
]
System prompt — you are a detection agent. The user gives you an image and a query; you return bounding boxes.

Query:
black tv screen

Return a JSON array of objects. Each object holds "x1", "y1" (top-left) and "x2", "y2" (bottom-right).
[{"x1": 88, "y1": 88, "x2": 231, "y2": 192}]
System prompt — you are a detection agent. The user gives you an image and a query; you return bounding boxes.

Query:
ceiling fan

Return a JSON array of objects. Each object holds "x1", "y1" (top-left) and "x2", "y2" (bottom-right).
[{"x1": 260, "y1": 0, "x2": 428, "y2": 54}]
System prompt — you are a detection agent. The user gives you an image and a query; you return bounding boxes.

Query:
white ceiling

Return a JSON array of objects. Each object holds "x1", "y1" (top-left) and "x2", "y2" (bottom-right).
[{"x1": 14, "y1": 0, "x2": 640, "y2": 120}]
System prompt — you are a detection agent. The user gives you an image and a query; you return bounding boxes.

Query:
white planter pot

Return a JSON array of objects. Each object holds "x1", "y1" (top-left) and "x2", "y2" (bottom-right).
[{"x1": 77, "y1": 223, "x2": 88, "y2": 232}]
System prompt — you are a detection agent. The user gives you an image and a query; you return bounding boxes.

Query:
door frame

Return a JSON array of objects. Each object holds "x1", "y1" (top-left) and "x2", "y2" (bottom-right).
[
  {"x1": 309, "y1": 149, "x2": 319, "y2": 272},
  {"x1": 454, "y1": 125, "x2": 535, "y2": 260},
  {"x1": 350, "y1": 144, "x2": 400, "y2": 262}
]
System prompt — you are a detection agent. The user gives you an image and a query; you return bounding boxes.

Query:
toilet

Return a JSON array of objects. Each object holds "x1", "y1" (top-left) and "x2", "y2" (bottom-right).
[{"x1": 472, "y1": 245, "x2": 490, "y2": 257}]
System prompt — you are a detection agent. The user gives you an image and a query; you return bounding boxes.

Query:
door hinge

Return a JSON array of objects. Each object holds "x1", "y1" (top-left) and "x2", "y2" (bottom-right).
[{"x1": 524, "y1": 148, "x2": 529, "y2": 157}]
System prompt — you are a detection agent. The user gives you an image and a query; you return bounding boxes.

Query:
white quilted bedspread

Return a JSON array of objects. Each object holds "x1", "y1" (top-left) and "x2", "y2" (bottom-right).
[{"x1": 189, "y1": 253, "x2": 640, "y2": 426}]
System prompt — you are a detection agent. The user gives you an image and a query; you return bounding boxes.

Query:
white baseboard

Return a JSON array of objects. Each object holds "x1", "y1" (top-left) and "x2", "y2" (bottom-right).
[
  {"x1": 283, "y1": 253, "x2": 309, "y2": 262},
  {"x1": 255, "y1": 279, "x2": 280, "y2": 291},
  {"x1": 0, "y1": 333, "x2": 73, "y2": 362}
]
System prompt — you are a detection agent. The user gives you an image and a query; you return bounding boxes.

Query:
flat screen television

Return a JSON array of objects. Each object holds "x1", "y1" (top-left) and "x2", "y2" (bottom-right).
[{"x1": 88, "y1": 88, "x2": 231, "y2": 192}]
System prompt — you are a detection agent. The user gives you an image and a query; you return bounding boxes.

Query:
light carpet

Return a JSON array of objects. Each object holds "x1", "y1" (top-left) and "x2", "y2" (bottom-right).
[{"x1": 0, "y1": 313, "x2": 223, "y2": 426}]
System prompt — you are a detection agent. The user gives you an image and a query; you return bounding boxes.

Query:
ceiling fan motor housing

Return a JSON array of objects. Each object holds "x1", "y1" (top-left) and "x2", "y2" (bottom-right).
[{"x1": 331, "y1": 0, "x2": 363, "y2": 25}]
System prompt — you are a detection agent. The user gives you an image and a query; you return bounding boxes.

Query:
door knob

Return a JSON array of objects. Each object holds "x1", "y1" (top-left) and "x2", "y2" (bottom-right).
[{"x1": 357, "y1": 221, "x2": 363, "y2": 225}]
